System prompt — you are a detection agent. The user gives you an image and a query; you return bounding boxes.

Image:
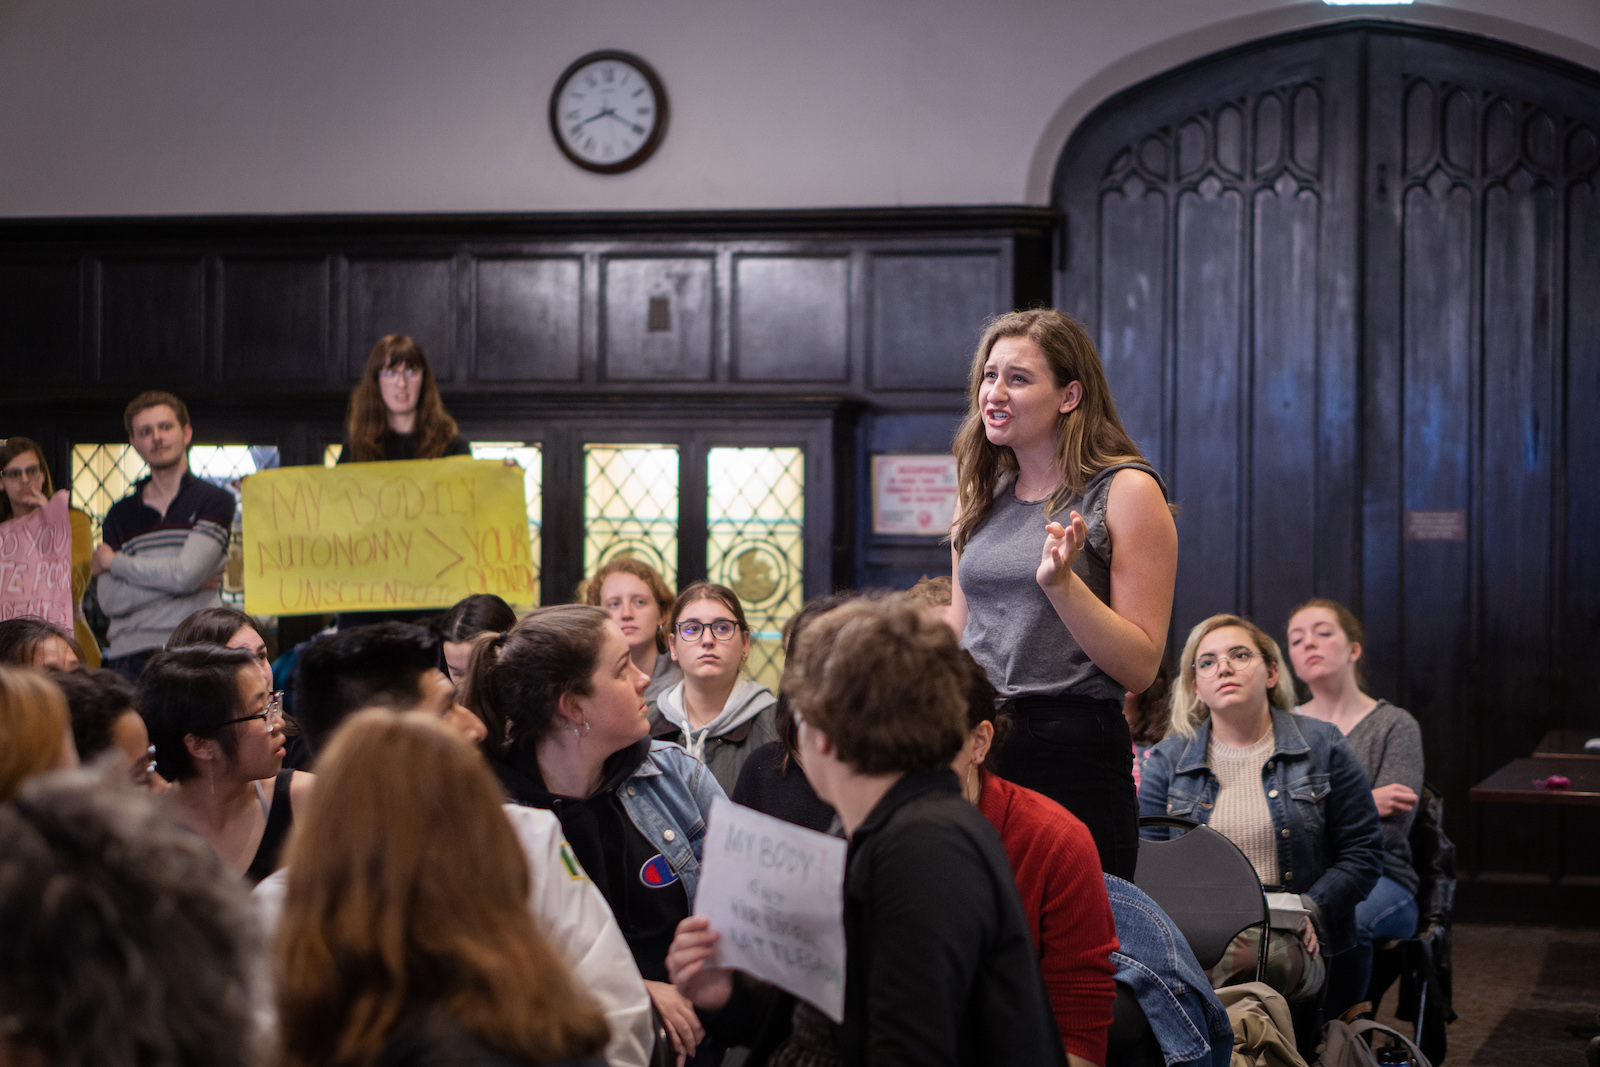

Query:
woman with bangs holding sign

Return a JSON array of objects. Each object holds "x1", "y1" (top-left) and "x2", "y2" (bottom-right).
[{"x1": 948, "y1": 309, "x2": 1177, "y2": 881}]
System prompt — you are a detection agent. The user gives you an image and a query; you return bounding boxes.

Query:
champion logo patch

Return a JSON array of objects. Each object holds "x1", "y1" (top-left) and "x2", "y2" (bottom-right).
[{"x1": 639, "y1": 854, "x2": 679, "y2": 887}]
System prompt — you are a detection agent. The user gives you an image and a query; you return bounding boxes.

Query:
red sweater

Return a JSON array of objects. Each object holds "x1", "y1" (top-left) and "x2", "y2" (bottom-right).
[{"x1": 978, "y1": 773, "x2": 1118, "y2": 1066}]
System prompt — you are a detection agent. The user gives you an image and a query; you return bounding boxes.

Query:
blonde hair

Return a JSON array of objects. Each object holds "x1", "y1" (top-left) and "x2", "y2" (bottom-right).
[
  {"x1": 274, "y1": 711, "x2": 608, "y2": 1067},
  {"x1": 1167, "y1": 614, "x2": 1297, "y2": 739},
  {"x1": 951, "y1": 309, "x2": 1149, "y2": 553},
  {"x1": 0, "y1": 665, "x2": 71, "y2": 802}
]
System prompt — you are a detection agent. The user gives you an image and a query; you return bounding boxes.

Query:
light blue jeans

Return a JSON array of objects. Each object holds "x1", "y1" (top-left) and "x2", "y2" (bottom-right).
[{"x1": 1355, "y1": 873, "x2": 1419, "y2": 943}]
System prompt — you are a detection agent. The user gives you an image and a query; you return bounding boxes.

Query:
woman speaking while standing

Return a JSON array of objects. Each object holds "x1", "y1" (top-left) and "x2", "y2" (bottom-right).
[{"x1": 949, "y1": 309, "x2": 1177, "y2": 880}]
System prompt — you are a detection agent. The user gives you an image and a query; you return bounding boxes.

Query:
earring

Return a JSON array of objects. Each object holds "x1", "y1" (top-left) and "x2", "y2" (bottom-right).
[
  {"x1": 207, "y1": 762, "x2": 215, "y2": 798},
  {"x1": 572, "y1": 718, "x2": 591, "y2": 739}
]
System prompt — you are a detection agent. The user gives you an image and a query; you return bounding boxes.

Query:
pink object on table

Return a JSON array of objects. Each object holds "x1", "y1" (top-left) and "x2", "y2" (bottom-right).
[{"x1": 1533, "y1": 775, "x2": 1572, "y2": 790}]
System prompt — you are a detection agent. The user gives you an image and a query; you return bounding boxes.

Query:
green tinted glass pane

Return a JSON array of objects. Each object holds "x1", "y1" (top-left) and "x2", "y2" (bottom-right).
[
  {"x1": 707, "y1": 447, "x2": 804, "y2": 691},
  {"x1": 585, "y1": 445, "x2": 679, "y2": 588},
  {"x1": 470, "y1": 442, "x2": 543, "y2": 605}
]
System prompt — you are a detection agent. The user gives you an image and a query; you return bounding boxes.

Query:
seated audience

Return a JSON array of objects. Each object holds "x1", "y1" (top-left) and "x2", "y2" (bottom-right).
[
  {"x1": 273, "y1": 619, "x2": 654, "y2": 1067},
  {"x1": 292, "y1": 621, "x2": 485, "y2": 757},
  {"x1": 651, "y1": 581, "x2": 776, "y2": 793},
  {"x1": 585, "y1": 556, "x2": 682, "y2": 703},
  {"x1": 1, "y1": 436, "x2": 101, "y2": 668},
  {"x1": 1286, "y1": 598, "x2": 1425, "y2": 1012},
  {"x1": 53, "y1": 667, "x2": 157, "y2": 789},
  {"x1": 730, "y1": 592, "x2": 853, "y2": 835},
  {"x1": 1138, "y1": 614, "x2": 1382, "y2": 1003},
  {"x1": 477, "y1": 605, "x2": 726, "y2": 1065},
  {"x1": 955, "y1": 652, "x2": 1117, "y2": 1067},
  {"x1": 0, "y1": 766, "x2": 262, "y2": 1067},
  {"x1": 169, "y1": 605, "x2": 308, "y2": 766},
  {"x1": 440, "y1": 592, "x2": 519, "y2": 683},
  {"x1": 669, "y1": 597, "x2": 1066, "y2": 1067},
  {"x1": 0, "y1": 664, "x2": 78, "y2": 801},
  {"x1": 139, "y1": 645, "x2": 311, "y2": 884},
  {"x1": 274, "y1": 711, "x2": 610, "y2": 1067},
  {"x1": 0, "y1": 615, "x2": 82, "y2": 672}
]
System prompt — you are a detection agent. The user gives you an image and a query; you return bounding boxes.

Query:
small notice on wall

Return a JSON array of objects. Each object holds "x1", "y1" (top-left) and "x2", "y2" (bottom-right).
[
  {"x1": 871, "y1": 453, "x2": 959, "y2": 536},
  {"x1": 241, "y1": 458, "x2": 533, "y2": 615},
  {"x1": 1403, "y1": 509, "x2": 1468, "y2": 542},
  {"x1": 692, "y1": 797, "x2": 847, "y2": 1022}
]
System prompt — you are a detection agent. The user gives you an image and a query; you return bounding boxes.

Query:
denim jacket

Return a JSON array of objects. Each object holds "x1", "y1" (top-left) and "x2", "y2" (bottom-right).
[
  {"x1": 1104, "y1": 875, "x2": 1233, "y2": 1067},
  {"x1": 1137, "y1": 708, "x2": 1383, "y2": 955},
  {"x1": 617, "y1": 741, "x2": 726, "y2": 904}
]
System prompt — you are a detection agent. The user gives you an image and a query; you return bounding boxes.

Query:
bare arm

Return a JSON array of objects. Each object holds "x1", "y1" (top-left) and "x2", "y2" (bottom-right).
[
  {"x1": 1037, "y1": 469, "x2": 1176, "y2": 693},
  {"x1": 948, "y1": 543, "x2": 970, "y2": 637}
]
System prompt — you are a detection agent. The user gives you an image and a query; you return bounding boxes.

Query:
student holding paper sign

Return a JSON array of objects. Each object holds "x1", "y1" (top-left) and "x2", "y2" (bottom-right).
[
  {"x1": 475, "y1": 605, "x2": 727, "y2": 1067},
  {"x1": 2, "y1": 437, "x2": 100, "y2": 668},
  {"x1": 670, "y1": 597, "x2": 1066, "y2": 1067}
]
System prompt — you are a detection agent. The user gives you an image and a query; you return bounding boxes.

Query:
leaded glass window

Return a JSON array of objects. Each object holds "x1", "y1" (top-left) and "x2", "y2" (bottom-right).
[
  {"x1": 707, "y1": 447, "x2": 804, "y2": 690},
  {"x1": 584, "y1": 444, "x2": 679, "y2": 588},
  {"x1": 72, "y1": 444, "x2": 280, "y2": 609},
  {"x1": 470, "y1": 442, "x2": 543, "y2": 605}
]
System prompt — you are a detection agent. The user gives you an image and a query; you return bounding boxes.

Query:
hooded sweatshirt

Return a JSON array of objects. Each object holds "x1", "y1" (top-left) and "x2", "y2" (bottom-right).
[{"x1": 651, "y1": 676, "x2": 777, "y2": 794}]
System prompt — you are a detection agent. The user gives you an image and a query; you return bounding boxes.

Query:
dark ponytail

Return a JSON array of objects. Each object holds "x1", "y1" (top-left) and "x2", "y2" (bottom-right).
[{"x1": 463, "y1": 605, "x2": 611, "y2": 757}]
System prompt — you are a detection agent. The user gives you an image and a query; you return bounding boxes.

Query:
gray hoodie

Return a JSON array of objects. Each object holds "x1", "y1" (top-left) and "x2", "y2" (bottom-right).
[{"x1": 650, "y1": 676, "x2": 777, "y2": 794}]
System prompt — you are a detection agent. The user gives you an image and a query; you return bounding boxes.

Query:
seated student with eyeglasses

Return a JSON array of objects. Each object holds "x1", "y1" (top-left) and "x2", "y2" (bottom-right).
[
  {"x1": 267, "y1": 620, "x2": 657, "y2": 1067},
  {"x1": 649, "y1": 581, "x2": 776, "y2": 795},
  {"x1": 1137, "y1": 614, "x2": 1382, "y2": 1003},
  {"x1": 138, "y1": 645, "x2": 311, "y2": 884}
]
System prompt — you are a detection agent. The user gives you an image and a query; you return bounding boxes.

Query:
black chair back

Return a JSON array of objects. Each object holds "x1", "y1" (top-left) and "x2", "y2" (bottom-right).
[{"x1": 1136, "y1": 815, "x2": 1269, "y2": 981}]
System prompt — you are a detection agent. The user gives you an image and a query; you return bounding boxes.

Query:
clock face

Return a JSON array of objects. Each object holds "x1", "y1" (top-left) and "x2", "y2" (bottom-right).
[{"x1": 550, "y1": 51, "x2": 667, "y2": 174}]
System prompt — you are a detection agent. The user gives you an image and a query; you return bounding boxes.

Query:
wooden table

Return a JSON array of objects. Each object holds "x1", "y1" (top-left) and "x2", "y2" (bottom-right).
[
  {"x1": 1469, "y1": 756, "x2": 1600, "y2": 805},
  {"x1": 1533, "y1": 729, "x2": 1600, "y2": 759},
  {"x1": 1470, "y1": 755, "x2": 1600, "y2": 882}
]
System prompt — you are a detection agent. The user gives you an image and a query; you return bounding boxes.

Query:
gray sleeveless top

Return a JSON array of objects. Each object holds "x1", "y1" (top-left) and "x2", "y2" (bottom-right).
[{"x1": 959, "y1": 463, "x2": 1166, "y2": 701}]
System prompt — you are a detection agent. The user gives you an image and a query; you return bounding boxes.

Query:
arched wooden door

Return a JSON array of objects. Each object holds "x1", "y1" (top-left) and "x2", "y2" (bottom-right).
[{"x1": 1056, "y1": 24, "x2": 1600, "y2": 881}]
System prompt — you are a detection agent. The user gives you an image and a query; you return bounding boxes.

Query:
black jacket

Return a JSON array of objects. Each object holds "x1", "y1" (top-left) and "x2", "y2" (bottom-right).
[{"x1": 838, "y1": 768, "x2": 1067, "y2": 1067}]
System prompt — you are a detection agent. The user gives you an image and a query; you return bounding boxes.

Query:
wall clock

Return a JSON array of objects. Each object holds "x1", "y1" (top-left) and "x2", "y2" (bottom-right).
[{"x1": 550, "y1": 50, "x2": 668, "y2": 174}]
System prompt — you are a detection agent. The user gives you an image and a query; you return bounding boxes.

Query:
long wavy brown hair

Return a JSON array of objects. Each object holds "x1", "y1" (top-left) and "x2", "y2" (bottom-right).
[
  {"x1": 950, "y1": 309, "x2": 1149, "y2": 553},
  {"x1": 343, "y1": 335, "x2": 460, "y2": 462},
  {"x1": 274, "y1": 711, "x2": 609, "y2": 1067}
]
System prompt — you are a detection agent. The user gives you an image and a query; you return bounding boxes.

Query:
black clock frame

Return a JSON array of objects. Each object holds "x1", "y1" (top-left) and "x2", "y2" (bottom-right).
[{"x1": 549, "y1": 50, "x2": 669, "y2": 175}]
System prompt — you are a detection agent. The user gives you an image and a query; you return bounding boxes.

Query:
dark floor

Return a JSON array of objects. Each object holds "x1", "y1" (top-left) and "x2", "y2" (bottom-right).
[{"x1": 1373, "y1": 923, "x2": 1600, "y2": 1065}]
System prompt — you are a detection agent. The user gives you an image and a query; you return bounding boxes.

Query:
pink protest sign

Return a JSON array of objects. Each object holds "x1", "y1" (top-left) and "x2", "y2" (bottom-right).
[{"x1": 0, "y1": 490, "x2": 74, "y2": 630}]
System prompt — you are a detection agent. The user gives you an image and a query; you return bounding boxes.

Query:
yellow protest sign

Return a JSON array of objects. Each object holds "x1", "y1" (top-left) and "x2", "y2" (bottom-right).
[{"x1": 241, "y1": 458, "x2": 533, "y2": 615}]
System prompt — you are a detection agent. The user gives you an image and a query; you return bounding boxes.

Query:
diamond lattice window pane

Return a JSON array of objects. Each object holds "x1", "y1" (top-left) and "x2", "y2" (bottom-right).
[
  {"x1": 70, "y1": 445, "x2": 150, "y2": 545},
  {"x1": 324, "y1": 444, "x2": 343, "y2": 467},
  {"x1": 584, "y1": 445, "x2": 679, "y2": 588},
  {"x1": 470, "y1": 442, "x2": 543, "y2": 605},
  {"x1": 707, "y1": 447, "x2": 804, "y2": 690}
]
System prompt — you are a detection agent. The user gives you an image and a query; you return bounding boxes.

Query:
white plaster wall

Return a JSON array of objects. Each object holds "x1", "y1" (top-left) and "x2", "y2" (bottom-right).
[{"x1": 0, "y1": 0, "x2": 1596, "y2": 216}]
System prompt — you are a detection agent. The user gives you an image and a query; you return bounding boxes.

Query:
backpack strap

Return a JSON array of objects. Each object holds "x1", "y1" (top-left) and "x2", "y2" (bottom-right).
[{"x1": 1347, "y1": 1019, "x2": 1434, "y2": 1067}]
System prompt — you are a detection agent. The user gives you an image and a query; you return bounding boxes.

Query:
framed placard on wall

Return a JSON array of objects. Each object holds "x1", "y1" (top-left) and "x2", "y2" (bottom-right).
[{"x1": 871, "y1": 453, "x2": 958, "y2": 536}]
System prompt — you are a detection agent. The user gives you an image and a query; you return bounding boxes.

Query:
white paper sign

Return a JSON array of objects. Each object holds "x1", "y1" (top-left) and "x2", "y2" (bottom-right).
[
  {"x1": 693, "y1": 796, "x2": 847, "y2": 1022},
  {"x1": 871, "y1": 453, "x2": 959, "y2": 535}
]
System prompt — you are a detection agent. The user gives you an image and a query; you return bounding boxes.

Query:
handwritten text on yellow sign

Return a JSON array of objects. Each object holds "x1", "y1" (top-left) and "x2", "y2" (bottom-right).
[{"x1": 242, "y1": 458, "x2": 533, "y2": 615}]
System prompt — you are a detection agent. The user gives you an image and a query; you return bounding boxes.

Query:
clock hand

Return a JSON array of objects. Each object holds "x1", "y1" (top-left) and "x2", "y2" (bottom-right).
[
  {"x1": 577, "y1": 109, "x2": 613, "y2": 127},
  {"x1": 602, "y1": 110, "x2": 645, "y2": 133}
]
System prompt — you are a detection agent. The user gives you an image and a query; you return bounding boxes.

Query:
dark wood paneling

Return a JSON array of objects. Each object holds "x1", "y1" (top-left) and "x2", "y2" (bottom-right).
[
  {"x1": 0, "y1": 260, "x2": 79, "y2": 383},
  {"x1": 1059, "y1": 22, "x2": 1600, "y2": 889},
  {"x1": 1170, "y1": 183, "x2": 1243, "y2": 638},
  {"x1": 732, "y1": 255, "x2": 849, "y2": 382},
  {"x1": 219, "y1": 257, "x2": 329, "y2": 381},
  {"x1": 347, "y1": 258, "x2": 455, "y2": 381},
  {"x1": 869, "y1": 252, "x2": 999, "y2": 391},
  {"x1": 473, "y1": 257, "x2": 582, "y2": 381},
  {"x1": 601, "y1": 257, "x2": 714, "y2": 381},
  {"x1": 1566, "y1": 180, "x2": 1600, "y2": 734},
  {"x1": 99, "y1": 257, "x2": 204, "y2": 386}
]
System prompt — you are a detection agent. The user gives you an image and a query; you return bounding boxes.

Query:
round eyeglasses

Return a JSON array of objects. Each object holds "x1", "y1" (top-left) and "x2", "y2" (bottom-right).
[
  {"x1": 222, "y1": 691, "x2": 285, "y2": 728},
  {"x1": 674, "y1": 618, "x2": 741, "y2": 642},
  {"x1": 1195, "y1": 648, "x2": 1259, "y2": 677}
]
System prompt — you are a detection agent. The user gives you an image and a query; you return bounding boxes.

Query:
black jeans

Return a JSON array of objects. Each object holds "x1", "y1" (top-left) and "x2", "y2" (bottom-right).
[{"x1": 992, "y1": 693, "x2": 1138, "y2": 881}]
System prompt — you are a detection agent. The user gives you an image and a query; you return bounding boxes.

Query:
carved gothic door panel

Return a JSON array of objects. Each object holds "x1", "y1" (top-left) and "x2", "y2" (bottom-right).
[{"x1": 1055, "y1": 25, "x2": 1600, "y2": 876}]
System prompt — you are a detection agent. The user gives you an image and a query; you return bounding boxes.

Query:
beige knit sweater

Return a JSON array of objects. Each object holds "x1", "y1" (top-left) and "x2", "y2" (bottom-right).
[{"x1": 1207, "y1": 727, "x2": 1280, "y2": 886}]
